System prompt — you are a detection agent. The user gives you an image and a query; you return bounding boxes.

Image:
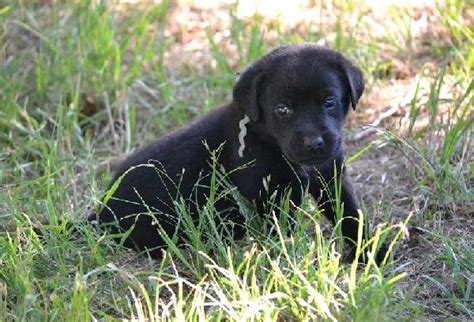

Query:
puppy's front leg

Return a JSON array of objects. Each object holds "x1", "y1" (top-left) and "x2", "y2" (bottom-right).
[
  {"x1": 307, "y1": 169, "x2": 374, "y2": 262},
  {"x1": 317, "y1": 173, "x2": 362, "y2": 242},
  {"x1": 308, "y1": 169, "x2": 388, "y2": 263}
]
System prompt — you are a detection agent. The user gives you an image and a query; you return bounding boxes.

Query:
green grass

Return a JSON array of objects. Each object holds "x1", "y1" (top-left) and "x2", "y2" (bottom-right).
[{"x1": 0, "y1": 0, "x2": 473, "y2": 320}]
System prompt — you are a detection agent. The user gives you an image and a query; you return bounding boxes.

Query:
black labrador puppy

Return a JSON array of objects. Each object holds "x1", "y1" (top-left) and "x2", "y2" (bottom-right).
[{"x1": 93, "y1": 43, "x2": 385, "y2": 262}]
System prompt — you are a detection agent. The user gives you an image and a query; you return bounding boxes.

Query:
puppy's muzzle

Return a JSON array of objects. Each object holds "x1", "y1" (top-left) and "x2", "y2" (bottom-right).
[{"x1": 303, "y1": 135, "x2": 324, "y2": 152}]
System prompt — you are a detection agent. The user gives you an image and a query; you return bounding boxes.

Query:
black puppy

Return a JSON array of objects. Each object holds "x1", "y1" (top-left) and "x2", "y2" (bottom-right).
[{"x1": 94, "y1": 43, "x2": 383, "y2": 261}]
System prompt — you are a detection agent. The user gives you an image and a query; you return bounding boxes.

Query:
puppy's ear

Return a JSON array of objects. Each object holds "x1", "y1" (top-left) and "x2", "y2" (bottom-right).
[
  {"x1": 343, "y1": 63, "x2": 365, "y2": 110},
  {"x1": 233, "y1": 67, "x2": 262, "y2": 122}
]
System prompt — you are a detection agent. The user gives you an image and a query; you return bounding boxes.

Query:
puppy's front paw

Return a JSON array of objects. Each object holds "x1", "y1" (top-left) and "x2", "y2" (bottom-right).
[
  {"x1": 374, "y1": 242, "x2": 390, "y2": 265},
  {"x1": 346, "y1": 242, "x2": 390, "y2": 265},
  {"x1": 363, "y1": 243, "x2": 390, "y2": 265}
]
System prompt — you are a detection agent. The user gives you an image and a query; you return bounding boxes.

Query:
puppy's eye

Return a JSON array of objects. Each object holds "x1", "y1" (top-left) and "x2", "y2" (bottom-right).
[
  {"x1": 275, "y1": 104, "x2": 292, "y2": 118},
  {"x1": 324, "y1": 97, "x2": 336, "y2": 109}
]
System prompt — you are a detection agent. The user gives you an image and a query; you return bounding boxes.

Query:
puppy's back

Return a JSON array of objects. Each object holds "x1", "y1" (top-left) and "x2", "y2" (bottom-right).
[{"x1": 111, "y1": 105, "x2": 235, "y2": 183}]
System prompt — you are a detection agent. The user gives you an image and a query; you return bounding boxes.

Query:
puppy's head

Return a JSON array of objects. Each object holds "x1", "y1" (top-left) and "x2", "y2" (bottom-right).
[{"x1": 233, "y1": 43, "x2": 364, "y2": 166}]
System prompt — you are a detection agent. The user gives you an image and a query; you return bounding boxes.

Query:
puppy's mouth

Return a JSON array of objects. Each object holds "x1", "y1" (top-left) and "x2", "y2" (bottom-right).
[
  {"x1": 286, "y1": 139, "x2": 342, "y2": 166},
  {"x1": 293, "y1": 155, "x2": 334, "y2": 166}
]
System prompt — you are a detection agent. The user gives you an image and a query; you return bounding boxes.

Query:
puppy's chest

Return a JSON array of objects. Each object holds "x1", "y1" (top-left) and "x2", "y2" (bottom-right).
[{"x1": 230, "y1": 156, "x2": 305, "y2": 197}]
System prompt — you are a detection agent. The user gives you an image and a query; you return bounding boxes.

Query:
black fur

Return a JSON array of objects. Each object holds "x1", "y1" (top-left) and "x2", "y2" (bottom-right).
[{"x1": 93, "y1": 44, "x2": 386, "y2": 262}]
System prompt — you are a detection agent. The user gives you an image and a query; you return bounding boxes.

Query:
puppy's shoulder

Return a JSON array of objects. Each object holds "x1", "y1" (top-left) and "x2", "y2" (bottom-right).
[{"x1": 110, "y1": 105, "x2": 238, "y2": 180}]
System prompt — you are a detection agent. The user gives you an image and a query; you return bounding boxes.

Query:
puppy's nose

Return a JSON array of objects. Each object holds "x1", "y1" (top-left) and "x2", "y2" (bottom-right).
[{"x1": 304, "y1": 135, "x2": 324, "y2": 152}]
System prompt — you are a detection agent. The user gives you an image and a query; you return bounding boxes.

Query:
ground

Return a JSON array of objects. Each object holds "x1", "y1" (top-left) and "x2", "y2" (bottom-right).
[{"x1": 0, "y1": 0, "x2": 472, "y2": 320}]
